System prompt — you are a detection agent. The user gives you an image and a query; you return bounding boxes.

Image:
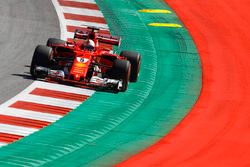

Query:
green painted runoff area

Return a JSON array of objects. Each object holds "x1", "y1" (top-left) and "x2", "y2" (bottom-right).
[{"x1": 0, "y1": 0, "x2": 201, "y2": 166}]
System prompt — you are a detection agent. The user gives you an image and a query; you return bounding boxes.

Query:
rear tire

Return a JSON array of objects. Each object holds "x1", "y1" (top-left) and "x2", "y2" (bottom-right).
[
  {"x1": 110, "y1": 59, "x2": 131, "y2": 92},
  {"x1": 30, "y1": 45, "x2": 52, "y2": 78},
  {"x1": 46, "y1": 38, "x2": 66, "y2": 47},
  {"x1": 120, "y1": 51, "x2": 141, "y2": 82}
]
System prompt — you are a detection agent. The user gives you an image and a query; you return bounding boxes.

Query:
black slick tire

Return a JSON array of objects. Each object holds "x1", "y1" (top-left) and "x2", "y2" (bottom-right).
[
  {"x1": 120, "y1": 51, "x2": 141, "y2": 82},
  {"x1": 111, "y1": 59, "x2": 131, "y2": 92},
  {"x1": 30, "y1": 45, "x2": 52, "y2": 78}
]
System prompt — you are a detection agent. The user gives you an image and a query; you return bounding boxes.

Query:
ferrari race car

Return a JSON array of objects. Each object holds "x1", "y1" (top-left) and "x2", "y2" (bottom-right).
[{"x1": 30, "y1": 26, "x2": 141, "y2": 92}]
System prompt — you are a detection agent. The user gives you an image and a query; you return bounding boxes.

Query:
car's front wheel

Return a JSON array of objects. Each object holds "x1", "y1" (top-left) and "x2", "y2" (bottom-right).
[
  {"x1": 120, "y1": 51, "x2": 141, "y2": 82},
  {"x1": 110, "y1": 59, "x2": 131, "y2": 92},
  {"x1": 30, "y1": 45, "x2": 52, "y2": 78}
]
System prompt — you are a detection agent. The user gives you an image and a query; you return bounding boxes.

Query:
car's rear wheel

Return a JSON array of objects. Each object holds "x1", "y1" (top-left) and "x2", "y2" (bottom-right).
[
  {"x1": 110, "y1": 59, "x2": 131, "y2": 92},
  {"x1": 46, "y1": 38, "x2": 66, "y2": 47},
  {"x1": 30, "y1": 45, "x2": 52, "y2": 78},
  {"x1": 120, "y1": 51, "x2": 141, "y2": 82}
]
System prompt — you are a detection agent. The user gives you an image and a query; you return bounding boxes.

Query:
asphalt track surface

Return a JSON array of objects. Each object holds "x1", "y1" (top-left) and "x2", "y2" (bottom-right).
[
  {"x1": 0, "y1": 0, "x2": 59, "y2": 104},
  {"x1": 119, "y1": 0, "x2": 250, "y2": 166}
]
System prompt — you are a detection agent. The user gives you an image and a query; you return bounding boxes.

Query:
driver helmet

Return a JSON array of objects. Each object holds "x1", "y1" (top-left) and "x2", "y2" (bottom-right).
[{"x1": 86, "y1": 39, "x2": 95, "y2": 51}]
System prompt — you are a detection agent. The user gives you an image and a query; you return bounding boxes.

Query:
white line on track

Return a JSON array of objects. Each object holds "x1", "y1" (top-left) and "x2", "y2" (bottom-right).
[
  {"x1": 52, "y1": 0, "x2": 68, "y2": 40},
  {"x1": 0, "y1": 124, "x2": 38, "y2": 136}
]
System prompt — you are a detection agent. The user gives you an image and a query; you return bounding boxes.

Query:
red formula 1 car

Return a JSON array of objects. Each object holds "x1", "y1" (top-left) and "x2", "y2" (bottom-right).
[{"x1": 30, "y1": 26, "x2": 141, "y2": 92}]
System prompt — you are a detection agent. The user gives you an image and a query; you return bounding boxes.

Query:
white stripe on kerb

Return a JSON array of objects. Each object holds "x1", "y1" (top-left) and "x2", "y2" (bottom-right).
[
  {"x1": 19, "y1": 94, "x2": 81, "y2": 109},
  {"x1": 0, "y1": 108, "x2": 62, "y2": 123},
  {"x1": 65, "y1": 32, "x2": 75, "y2": 39},
  {"x1": 33, "y1": 81, "x2": 95, "y2": 96},
  {"x1": 0, "y1": 142, "x2": 7, "y2": 147},
  {"x1": 0, "y1": 81, "x2": 86, "y2": 109},
  {"x1": 62, "y1": 6, "x2": 104, "y2": 17},
  {"x1": 0, "y1": 124, "x2": 38, "y2": 136}
]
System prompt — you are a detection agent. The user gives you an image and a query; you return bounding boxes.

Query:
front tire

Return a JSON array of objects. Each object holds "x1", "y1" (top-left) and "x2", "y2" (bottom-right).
[
  {"x1": 110, "y1": 59, "x2": 131, "y2": 92},
  {"x1": 30, "y1": 45, "x2": 52, "y2": 78},
  {"x1": 120, "y1": 51, "x2": 141, "y2": 82}
]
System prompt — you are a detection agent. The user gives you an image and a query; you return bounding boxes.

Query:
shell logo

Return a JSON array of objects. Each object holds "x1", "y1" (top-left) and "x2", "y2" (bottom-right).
[{"x1": 75, "y1": 62, "x2": 86, "y2": 68}]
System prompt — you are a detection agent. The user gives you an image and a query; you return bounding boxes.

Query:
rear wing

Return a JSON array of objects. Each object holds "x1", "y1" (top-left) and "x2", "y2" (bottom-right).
[
  {"x1": 74, "y1": 29, "x2": 88, "y2": 40},
  {"x1": 97, "y1": 34, "x2": 121, "y2": 47},
  {"x1": 74, "y1": 28, "x2": 121, "y2": 47}
]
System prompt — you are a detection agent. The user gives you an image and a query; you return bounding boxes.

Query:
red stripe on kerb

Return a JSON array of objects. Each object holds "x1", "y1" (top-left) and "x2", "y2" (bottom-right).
[
  {"x1": 67, "y1": 25, "x2": 110, "y2": 35},
  {"x1": 30, "y1": 88, "x2": 89, "y2": 102},
  {"x1": 0, "y1": 133, "x2": 23, "y2": 143},
  {"x1": 0, "y1": 115, "x2": 50, "y2": 129},
  {"x1": 9, "y1": 101, "x2": 71, "y2": 115},
  {"x1": 58, "y1": 0, "x2": 99, "y2": 10},
  {"x1": 64, "y1": 13, "x2": 106, "y2": 24}
]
